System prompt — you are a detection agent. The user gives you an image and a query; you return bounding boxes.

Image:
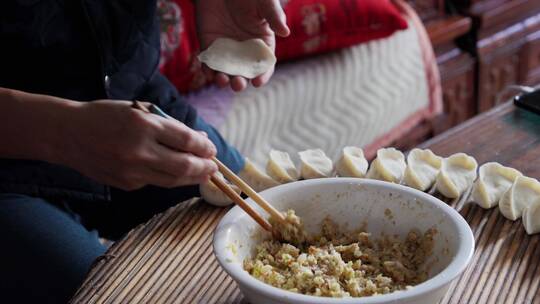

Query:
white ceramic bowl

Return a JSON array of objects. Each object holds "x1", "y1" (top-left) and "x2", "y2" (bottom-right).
[{"x1": 213, "y1": 178, "x2": 474, "y2": 304}]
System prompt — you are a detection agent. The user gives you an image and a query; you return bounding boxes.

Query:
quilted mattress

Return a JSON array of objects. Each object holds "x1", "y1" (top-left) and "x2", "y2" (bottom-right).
[{"x1": 186, "y1": 4, "x2": 441, "y2": 165}]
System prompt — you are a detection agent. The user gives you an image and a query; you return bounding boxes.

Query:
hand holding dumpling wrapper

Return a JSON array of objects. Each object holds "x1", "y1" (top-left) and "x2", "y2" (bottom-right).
[{"x1": 198, "y1": 38, "x2": 277, "y2": 79}]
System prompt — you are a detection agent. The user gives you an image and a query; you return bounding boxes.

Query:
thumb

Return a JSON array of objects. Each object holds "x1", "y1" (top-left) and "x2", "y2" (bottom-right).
[{"x1": 258, "y1": 0, "x2": 290, "y2": 37}]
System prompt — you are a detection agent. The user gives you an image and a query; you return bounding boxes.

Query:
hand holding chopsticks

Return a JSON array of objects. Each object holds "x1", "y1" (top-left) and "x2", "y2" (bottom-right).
[{"x1": 131, "y1": 101, "x2": 285, "y2": 231}]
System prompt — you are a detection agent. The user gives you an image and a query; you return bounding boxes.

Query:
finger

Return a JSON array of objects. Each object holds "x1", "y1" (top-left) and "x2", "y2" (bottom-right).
[
  {"x1": 231, "y1": 76, "x2": 248, "y2": 92},
  {"x1": 216, "y1": 73, "x2": 230, "y2": 88},
  {"x1": 252, "y1": 67, "x2": 274, "y2": 87},
  {"x1": 198, "y1": 131, "x2": 208, "y2": 138},
  {"x1": 152, "y1": 146, "x2": 219, "y2": 178},
  {"x1": 156, "y1": 119, "x2": 217, "y2": 158},
  {"x1": 258, "y1": 0, "x2": 290, "y2": 37},
  {"x1": 137, "y1": 101, "x2": 153, "y2": 108},
  {"x1": 202, "y1": 65, "x2": 215, "y2": 81}
]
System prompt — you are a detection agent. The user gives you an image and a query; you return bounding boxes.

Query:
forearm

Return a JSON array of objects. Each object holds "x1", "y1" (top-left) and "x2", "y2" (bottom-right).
[{"x1": 0, "y1": 87, "x2": 78, "y2": 163}]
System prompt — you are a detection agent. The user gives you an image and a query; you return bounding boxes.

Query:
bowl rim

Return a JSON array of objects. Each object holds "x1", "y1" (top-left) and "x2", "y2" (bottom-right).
[{"x1": 213, "y1": 178, "x2": 475, "y2": 304}]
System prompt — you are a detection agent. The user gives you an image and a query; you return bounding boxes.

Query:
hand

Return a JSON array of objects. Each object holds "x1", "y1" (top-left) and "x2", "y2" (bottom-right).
[
  {"x1": 58, "y1": 100, "x2": 218, "y2": 191},
  {"x1": 196, "y1": 0, "x2": 290, "y2": 91}
]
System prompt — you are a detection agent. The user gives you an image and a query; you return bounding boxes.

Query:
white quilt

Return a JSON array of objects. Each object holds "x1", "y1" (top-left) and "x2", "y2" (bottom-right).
[{"x1": 187, "y1": 22, "x2": 434, "y2": 166}]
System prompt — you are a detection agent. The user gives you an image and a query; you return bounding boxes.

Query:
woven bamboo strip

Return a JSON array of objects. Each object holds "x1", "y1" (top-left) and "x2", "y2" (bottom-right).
[
  {"x1": 139, "y1": 209, "x2": 223, "y2": 304},
  {"x1": 72, "y1": 206, "x2": 170, "y2": 302},
  {"x1": 97, "y1": 204, "x2": 190, "y2": 303},
  {"x1": 161, "y1": 213, "x2": 224, "y2": 303},
  {"x1": 116, "y1": 204, "x2": 216, "y2": 303},
  {"x1": 485, "y1": 221, "x2": 528, "y2": 303},
  {"x1": 74, "y1": 196, "x2": 540, "y2": 304}
]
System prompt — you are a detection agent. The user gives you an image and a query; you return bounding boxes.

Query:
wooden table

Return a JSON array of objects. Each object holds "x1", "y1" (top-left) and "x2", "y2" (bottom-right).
[{"x1": 72, "y1": 102, "x2": 540, "y2": 304}]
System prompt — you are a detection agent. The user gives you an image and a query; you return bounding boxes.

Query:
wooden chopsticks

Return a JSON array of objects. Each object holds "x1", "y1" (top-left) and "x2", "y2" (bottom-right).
[
  {"x1": 211, "y1": 157, "x2": 285, "y2": 222},
  {"x1": 209, "y1": 174, "x2": 272, "y2": 231},
  {"x1": 131, "y1": 101, "x2": 285, "y2": 231}
]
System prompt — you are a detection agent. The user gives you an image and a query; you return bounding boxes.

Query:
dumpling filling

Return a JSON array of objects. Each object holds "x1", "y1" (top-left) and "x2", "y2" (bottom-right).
[{"x1": 246, "y1": 210, "x2": 436, "y2": 298}]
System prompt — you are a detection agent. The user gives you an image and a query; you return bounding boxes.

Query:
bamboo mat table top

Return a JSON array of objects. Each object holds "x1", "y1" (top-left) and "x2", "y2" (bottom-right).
[{"x1": 72, "y1": 102, "x2": 540, "y2": 304}]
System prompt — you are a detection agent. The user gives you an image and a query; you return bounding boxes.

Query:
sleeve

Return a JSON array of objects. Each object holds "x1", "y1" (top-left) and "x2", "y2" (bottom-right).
[{"x1": 137, "y1": 72, "x2": 245, "y2": 173}]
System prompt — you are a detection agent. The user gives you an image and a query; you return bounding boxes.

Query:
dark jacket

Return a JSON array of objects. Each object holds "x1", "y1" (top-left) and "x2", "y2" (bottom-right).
[{"x1": 0, "y1": 0, "x2": 244, "y2": 201}]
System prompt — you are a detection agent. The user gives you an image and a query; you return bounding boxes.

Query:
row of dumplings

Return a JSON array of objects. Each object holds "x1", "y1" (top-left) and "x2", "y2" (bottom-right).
[{"x1": 200, "y1": 147, "x2": 540, "y2": 235}]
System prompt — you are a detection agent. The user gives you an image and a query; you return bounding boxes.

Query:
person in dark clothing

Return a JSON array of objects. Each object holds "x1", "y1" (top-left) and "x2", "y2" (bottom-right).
[{"x1": 0, "y1": 0, "x2": 290, "y2": 302}]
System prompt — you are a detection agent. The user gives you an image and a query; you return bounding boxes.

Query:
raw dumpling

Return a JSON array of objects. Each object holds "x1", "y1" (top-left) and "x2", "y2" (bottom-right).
[
  {"x1": 336, "y1": 146, "x2": 368, "y2": 178},
  {"x1": 298, "y1": 149, "x2": 334, "y2": 179},
  {"x1": 523, "y1": 200, "x2": 540, "y2": 234},
  {"x1": 198, "y1": 38, "x2": 276, "y2": 78},
  {"x1": 435, "y1": 153, "x2": 478, "y2": 199},
  {"x1": 471, "y1": 162, "x2": 522, "y2": 209},
  {"x1": 200, "y1": 172, "x2": 241, "y2": 207},
  {"x1": 403, "y1": 148, "x2": 442, "y2": 191},
  {"x1": 266, "y1": 150, "x2": 299, "y2": 183},
  {"x1": 499, "y1": 176, "x2": 540, "y2": 220},
  {"x1": 238, "y1": 158, "x2": 280, "y2": 192},
  {"x1": 366, "y1": 148, "x2": 406, "y2": 183}
]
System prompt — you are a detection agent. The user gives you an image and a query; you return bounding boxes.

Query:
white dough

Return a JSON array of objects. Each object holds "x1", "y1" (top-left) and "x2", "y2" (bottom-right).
[
  {"x1": 266, "y1": 150, "x2": 299, "y2": 183},
  {"x1": 523, "y1": 200, "x2": 540, "y2": 235},
  {"x1": 470, "y1": 162, "x2": 522, "y2": 209},
  {"x1": 198, "y1": 38, "x2": 276, "y2": 78},
  {"x1": 366, "y1": 148, "x2": 406, "y2": 183},
  {"x1": 403, "y1": 148, "x2": 442, "y2": 191},
  {"x1": 298, "y1": 149, "x2": 334, "y2": 179},
  {"x1": 435, "y1": 153, "x2": 478, "y2": 199},
  {"x1": 499, "y1": 176, "x2": 540, "y2": 220},
  {"x1": 200, "y1": 172, "x2": 241, "y2": 207},
  {"x1": 238, "y1": 158, "x2": 280, "y2": 192},
  {"x1": 336, "y1": 146, "x2": 368, "y2": 178}
]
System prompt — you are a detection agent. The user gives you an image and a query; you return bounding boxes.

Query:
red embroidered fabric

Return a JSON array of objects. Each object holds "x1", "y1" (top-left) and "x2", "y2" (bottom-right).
[
  {"x1": 158, "y1": 0, "x2": 207, "y2": 93},
  {"x1": 276, "y1": 0, "x2": 408, "y2": 61},
  {"x1": 159, "y1": 0, "x2": 408, "y2": 92}
]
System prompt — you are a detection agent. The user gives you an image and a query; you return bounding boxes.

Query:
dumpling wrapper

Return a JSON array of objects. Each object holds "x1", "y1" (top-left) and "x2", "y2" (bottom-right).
[
  {"x1": 499, "y1": 176, "x2": 540, "y2": 220},
  {"x1": 298, "y1": 149, "x2": 334, "y2": 179},
  {"x1": 238, "y1": 158, "x2": 280, "y2": 192},
  {"x1": 403, "y1": 148, "x2": 442, "y2": 191},
  {"x1": 471, "y1": 162, "x2": 522, "y2": 209},
  {"x1": 197, "y1": 38, "x2": 276, "y2": 78},
  {"x1": 523, "y1": 200, "x2": 540, "y2": 235},
  {"x1": 435, "y1": 153, "x2": 478, "y2": 199},
  {"x1": 200, "y1": 172, "x2": 241, "y2": 207},
  {"x1": 336, "y1": 146, "x2": 368, "y2": 178},
  {"x1": 366, "y1": 148, "x2": 406, "y2": 183},
  {"x1": 266, "y1": 150, "x2": 299, "y2": 183}
]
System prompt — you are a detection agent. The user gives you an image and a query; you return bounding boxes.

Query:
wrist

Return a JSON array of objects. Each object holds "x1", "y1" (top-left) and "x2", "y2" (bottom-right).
[
  {"x1": 41, "y1": 98, "x2": 84, "y2": 165},
  {"x1": 6, "y1": 89, "x2": 83, "y2": 164},
  {"x1": 0, "y1": 88, "x2": 86, "y2": 165}
]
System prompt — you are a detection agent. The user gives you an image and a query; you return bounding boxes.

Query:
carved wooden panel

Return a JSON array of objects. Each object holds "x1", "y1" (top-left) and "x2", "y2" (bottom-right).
[
  {"x1": 436, "y1": 66, "x2": 476, "y2": 134},
  {"x1": 405, "y1": 0, "x2": 540, "y2": 143},
  {"x1": 472, "y1": 8, "x2": 540, "y2": 112},
  {"x1": 475, "y1": 10, "x2": 529, "y2": 112},
  {"x1": 478, "y1": 51, "x2": 521, "y2": 111},
  {"x1": 406, "y1": 0, "x2": 445, "y2": 22},
  {"x1": 519, "y1": 14, "x2": 540, "y2": 85},
  {"x1": 519, "y1": 29, "x2": 540, "y2": 85}
]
